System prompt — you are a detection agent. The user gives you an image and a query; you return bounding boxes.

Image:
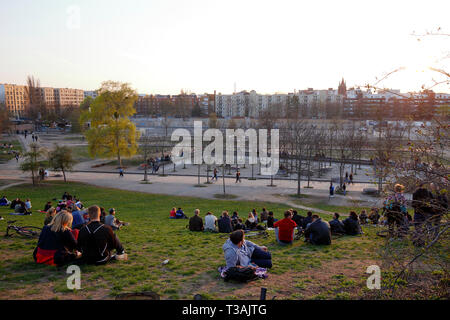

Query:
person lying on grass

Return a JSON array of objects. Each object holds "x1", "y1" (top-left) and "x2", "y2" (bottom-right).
[
  {"x1": 77, "y1": 205, "x2": 127, "y2": 265},
  {"x1": 33, "y1": 210, "x2": 81, "y2": 267},
  {"x1": 189, "y1": 209, "x2": 204, "y2": 231},
  {"x1": 304, "y1": 214, "x2": 331, "y2": 245},
  {"x1": 222, "y1": 230, "x2": 272, "y2": 269},
  {"x1": 274, "y1": 210, "x2": 297, "y2": 245}
]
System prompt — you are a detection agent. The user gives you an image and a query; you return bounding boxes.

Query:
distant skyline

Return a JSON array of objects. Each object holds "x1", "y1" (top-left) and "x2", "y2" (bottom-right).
[{"x1": 1, "y1": 0, "x2": 449, "y2": 94}]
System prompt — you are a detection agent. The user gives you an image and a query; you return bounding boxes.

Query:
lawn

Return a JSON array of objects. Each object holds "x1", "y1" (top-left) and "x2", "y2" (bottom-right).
[
  {"x1": 0, "y1": 138, "x2": 22, "y2": 163},
  {"x1": 0, "y1": 181, "x2": 384, "y2": 300}
]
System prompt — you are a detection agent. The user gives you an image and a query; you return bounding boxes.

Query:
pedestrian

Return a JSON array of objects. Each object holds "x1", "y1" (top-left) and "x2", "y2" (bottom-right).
[
  {"x1": 349, "y1": 173, "x2": 353, "y2": 185},
  {"x1": 342, "y1": 183, "x2": 346, "y2": 196},
  {"x1": 213, "y1": 168, "x2": 218, "y2": 181},
  {"x1": 235, "y1": 169, "x2": 241, "y2": 183},
  {"x1": 329, "y1": 182, "x2": 335, "y2": 200},
  {"x1": 35, "y1": 135, "x2": 38, "y2": 142},
  {"x1": 119, "y1": 167, "x2": 124, "y2": 178},
  {"x1": 15, "y1": 153, "x2": 19, "y2": 162},
  {"x1": 345, "y1": 171, "x2": 349, "y2": 183}
]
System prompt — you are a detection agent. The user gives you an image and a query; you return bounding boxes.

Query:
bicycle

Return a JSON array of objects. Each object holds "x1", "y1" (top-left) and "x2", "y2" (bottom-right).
[{"x1": 4, "y1": 220, "x2": 42, "y2": 238}]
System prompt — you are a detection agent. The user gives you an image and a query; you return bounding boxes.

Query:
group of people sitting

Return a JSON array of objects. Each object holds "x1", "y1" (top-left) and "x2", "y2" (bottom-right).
[
  {"x1": 34, "y1": 205, "x2": 127, "y2": 267},
  {"x1": 5, "y1": 197, "x2": 33, "y2": 215},
  {"x1": 185, "y1": 208, "x2": 277, "y2": 233}
]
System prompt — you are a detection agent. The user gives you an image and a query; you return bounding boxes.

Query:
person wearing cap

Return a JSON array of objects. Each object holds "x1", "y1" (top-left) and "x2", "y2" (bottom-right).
[{"x1": 105, "y1": 208, "x2": 123, "y2": 231}]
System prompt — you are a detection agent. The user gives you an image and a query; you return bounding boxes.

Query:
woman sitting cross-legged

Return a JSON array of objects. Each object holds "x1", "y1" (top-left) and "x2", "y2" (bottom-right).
[
  {"x1": 33, "y1": 211, "x2": 81, "y2": 267},
  {"x1": 222, "y1": 230, "x2": 272, "y2": 269},
  {"x1": 245, "y1": 212, "x2": 258, "y2": 230}
]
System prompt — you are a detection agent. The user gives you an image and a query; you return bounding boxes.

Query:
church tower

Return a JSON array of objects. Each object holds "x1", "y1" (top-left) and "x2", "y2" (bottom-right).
[{"x1": 338, "y1": 78, "x2": 347, "y2": 97}]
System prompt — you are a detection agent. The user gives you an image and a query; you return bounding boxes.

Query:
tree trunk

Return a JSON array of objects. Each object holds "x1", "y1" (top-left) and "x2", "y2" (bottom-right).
[
  {"x1": 222, "y1": 165, "x2": 226, "y2": 194},
  {"x1": 63, "y1": 169, "x2": 66, "y2": 182}
]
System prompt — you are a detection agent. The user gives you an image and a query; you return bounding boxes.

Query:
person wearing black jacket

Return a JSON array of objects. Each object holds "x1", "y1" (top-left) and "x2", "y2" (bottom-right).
[
  {"x1": 302, "y1": 211, "x2": 313, "y2": 229},
  {"x1": 304, "y1": 215, "x2": 331, "y2": 245},
  {"x1": 343, "y1": 211, "x2": 362, "y2": 235},
  {"x1": 77, "y1": 205, "x2": 126, "y2": 265},
  {"x1": 329, "y1": 213, "x2": 345, "y2": 234},
  {"x1": 292, "y1": 210, "x2": 304, "y2": 231},
  {"x1": 218, "y1": 211, "x2": 233, "y2": 233},
  {"x1": 189, "y1": 209, "x2": 204, "y2": 232}
]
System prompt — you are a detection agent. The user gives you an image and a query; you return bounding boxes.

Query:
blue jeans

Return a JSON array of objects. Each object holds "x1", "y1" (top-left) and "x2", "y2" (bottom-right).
[
  {"x1": 251, "y1": 247, "x2": 272, "y2": 268},
  {"x1": 275, "y1": 228, "x2": 294, "y2": 245}
]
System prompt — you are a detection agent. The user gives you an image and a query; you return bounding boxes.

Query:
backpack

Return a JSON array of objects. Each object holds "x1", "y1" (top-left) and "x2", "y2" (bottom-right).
[{"x1": 224, "y1": 267, "x2": 259, "y2": 283}]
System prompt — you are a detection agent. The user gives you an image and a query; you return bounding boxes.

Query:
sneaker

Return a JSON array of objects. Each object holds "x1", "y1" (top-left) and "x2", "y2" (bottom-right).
[{"x1": 115, "y1": 253, "x2": 128, "y2": 261}]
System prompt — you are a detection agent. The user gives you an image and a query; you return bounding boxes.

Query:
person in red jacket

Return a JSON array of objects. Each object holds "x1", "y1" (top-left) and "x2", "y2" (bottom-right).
[
  {"x1": 274, "y1": 210, "x2": 297, "y2": 245},
  {"x1": 33, "y1": 211, "x2": 81, "y2": 267}
]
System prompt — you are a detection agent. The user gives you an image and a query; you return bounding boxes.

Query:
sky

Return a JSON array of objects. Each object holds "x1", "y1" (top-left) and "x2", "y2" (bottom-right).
[{"x1": 0, "y1": 0, "x2": 449, "y2": 94}]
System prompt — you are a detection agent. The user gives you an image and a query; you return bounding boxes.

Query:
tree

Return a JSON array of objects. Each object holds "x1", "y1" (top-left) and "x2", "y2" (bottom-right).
[
  {"x1": 48, "y1": 145, "x2": 77, "y2": 182},
  {"x1": 80, "y1": 81, "x2": 140, "y2": 167},
  {"x1": 0, "y1": 103, "x2": 11, "y2": 134},
  {"x1": 25, "y1": 75, "x2": 46, "y2": 123},
  {"x1": 20, "y1": 143, "x2": 47, "y2": 186}
]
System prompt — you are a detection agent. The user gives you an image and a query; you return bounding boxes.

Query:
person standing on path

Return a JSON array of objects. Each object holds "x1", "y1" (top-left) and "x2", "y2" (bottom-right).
[
  {"x1": 349, "y1": 173, "x2": 353, "y2": 185},
  {"x1": 329, "y1": 182, "x2": 335, "y2": 200},
  {"x1": 235, "y1": 169, "x2": 241, "y2": 183},
  {"x1": 119, "y1": 168, "x2": 124, "y2": 178},
  {"x1": 213, "y1": 167, "x2": 218, "y2": 181}
]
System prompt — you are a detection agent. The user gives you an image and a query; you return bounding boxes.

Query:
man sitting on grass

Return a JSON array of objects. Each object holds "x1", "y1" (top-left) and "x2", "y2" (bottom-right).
[
  {"x1": 329, "y1": 212, "x2": 345, "y2": 235},
  {"x1": 0, "y1": 195, "x2": 11, "y2": 207},
  {"x1": 77, "y1": 205, "x2": 127, "y2": 265},
  {"x1": 222, "y1": 230, "x2": 272, "y2": 269},
  {"x1": 105, "y1": 208, "x2": 126, "y2": 231},
  {"x1": 304, "y1": 214, "x2": 331, "y2": 245},
  {"x1": 204, "y1": 211, "x2": 218, "y2": 232},
  {"x1": 274, "y1": 210, "x2": 297, "y2": 245},
  {"x1": 218, "y1": 211, "x2": 233, "y2": 233},
  {"x1": 266, "y1": 211, "x2": 277, "y2": 228},
  {"x1": 189, "y1": 209, "x2": 204, "y2": 231},
  {"x1": 70, "y1": 204, "x2": 86, "y2": 230},
  {"x1": 343, "y1": 211, "x2": 362, "y2": 235},
  {"x1": 302, "y1": 211, "x2": 313, "y2": 229}
]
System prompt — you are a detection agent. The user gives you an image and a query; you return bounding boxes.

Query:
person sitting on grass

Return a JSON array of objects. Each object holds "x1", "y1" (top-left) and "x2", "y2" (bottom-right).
[
  {"x1": 230, "y1": 211, "x2": 239, "y2": 228},
  {"x1": 329, "y1": 212, "x2": 345, "y2": 235},
  {"x1": 43, "y1": 201, "x2": 52, "y2": 212},
  {"x1": 25, "y1": 198, "x2": 32, "y2": 214},
  {"x1": 189, "y1": 209, "x2": 204, "y2": 231},
  {"x1": 343, "y1": 211, "x2": 362, "y2": 235},
  {"x1": 169, "y1": 207, "x2": 177, "y2": 219},
  {"x1": 245, "y1": 212, "x2": 258, "y2": 230},
  {"x1": 251, "y1": 208, "x2": 259, "y2": 223},
  {"x1": 62, "y1": 192, "x2": 69, "y2": 200},
  {"x1": 233, "y1": 218, "x2": 245, "y2": 231},
  {"x1": 304, "y1": 214, "x2": 331, "y2": 245},
  {"x1": 176, "y1": 207, "x2": 188, "y2": 219},
  {"x1": 302, "y1": 211, "x2": 313, "y2": 229},
  {"x1": 44, "y1": 207, "x2": 57, "y2": 226},
  {"x1": 218, "y1": 211, "x2": 233, "y2": 233},
  {"x1": 260, "y1": 208, "x2": 269, "y2": 223},
  {"x1": 204, "y1": 211, "x2": 218, "y2": 232},
  {"x1": 368, "y1": 208, "x2": 380, "y2": 225},
  {"x1": 14, "y1": 199, "x2": 26, "y2": 214},
  {"x1": 291, "y1": 210, "x2": 304, "y2": 231},
  {"x1": 266, "y1": 211, "x2": 277, "y2": 228},
  {"x1": 70, "y1": 204, "x2": 86, "y2": 230},
  {"x1": 222, "y1": 230, "x2": 272, "y2": 269},
  {"x1": 33, "y1": 210, "x2": 81, "y2": 267},
  {"x1": 359, "y1": 210, "x2": 368, "y2": 225},
  {"x1": 0, "y1": 195, "x2": 11, "y2": 206},
  {"x1": 10, "y1": 198, "x2": 20, "y2": 210},
  {"x1": 274, "y1": 210, "x2": 297, "y2": 245},
  {"x1": 77, "y1": 205, "x2": 127, "y2": 265},
  {"x1": 105, "y1": 208, "x2": 125, "y2": 231}
]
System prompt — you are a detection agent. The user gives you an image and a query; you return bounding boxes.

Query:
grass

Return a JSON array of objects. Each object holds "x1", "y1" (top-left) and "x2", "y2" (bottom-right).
[
  {"x1": 0, "y1": 181, "x2": 384, "y2": 300},
  {"x1": 0, "y1": 139, "x2": 22, "y2": 163}
]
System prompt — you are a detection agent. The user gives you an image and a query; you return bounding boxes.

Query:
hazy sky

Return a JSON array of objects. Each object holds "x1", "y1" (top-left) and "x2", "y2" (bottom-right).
[{"x1": 1, "y1": 0, "x2": 449, "y2": 94}]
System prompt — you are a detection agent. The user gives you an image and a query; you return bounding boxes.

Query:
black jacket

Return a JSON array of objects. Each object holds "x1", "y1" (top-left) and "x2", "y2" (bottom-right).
[
  {"x1": 292, "y1": 214, "x2": 304, "y2": 229},
  {"x1": 304, "y1": 218, "x2": 331, "y2": 245},
  {"x1": 343, "y1": 217, "x2": 361, "y2": 235},
  {"x1": 302, "y1": 216, "x2": 313, "y2": 229},
  {"x1": 189, "y1": 215, "x2": 204, "y2": 231},
  {"x1": 218, "y1": 216, "x2": 233, "y2": 233},
  {"x1": 329, "y1": 218, "x2": 345, "y2": 234},
  {"x1": 77, "y1": 221, "x2": 124, "y2": 265}
]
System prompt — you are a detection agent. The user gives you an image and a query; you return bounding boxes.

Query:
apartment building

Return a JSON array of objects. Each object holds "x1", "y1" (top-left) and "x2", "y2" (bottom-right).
[
  {"x1": 0, "y1": 84, "x2": 28, "y2": 117},
  {"x1": 54, "y1": 88, "x2": 85, "y2": 107},
  {"x1": 84, "y1": 90, "x2": 99, "y2": 99}
]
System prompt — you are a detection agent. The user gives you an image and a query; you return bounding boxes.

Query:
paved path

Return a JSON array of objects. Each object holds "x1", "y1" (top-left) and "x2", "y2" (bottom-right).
[{"x1": 0, "y1": 134, "x2": 384, "y2": 216}]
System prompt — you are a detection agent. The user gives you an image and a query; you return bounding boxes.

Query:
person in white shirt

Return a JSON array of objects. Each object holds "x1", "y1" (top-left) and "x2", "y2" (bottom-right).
[{"x1": 204, "y1": 211, "x2": 218, "y2": 232}]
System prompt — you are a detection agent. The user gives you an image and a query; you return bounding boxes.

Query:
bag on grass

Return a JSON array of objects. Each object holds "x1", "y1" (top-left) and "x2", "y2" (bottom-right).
[{"x1": 223, "y1": 267, "x2": 259, "y2": 283}]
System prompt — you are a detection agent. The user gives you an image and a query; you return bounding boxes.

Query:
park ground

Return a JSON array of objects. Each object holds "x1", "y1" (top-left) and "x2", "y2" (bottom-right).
[{"x1": 0, "y1": 180, "x2": 387, "y2": 300}]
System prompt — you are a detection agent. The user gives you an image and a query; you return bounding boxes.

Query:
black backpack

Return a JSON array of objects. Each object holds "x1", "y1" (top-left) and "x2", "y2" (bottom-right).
[{"x1": 224, "y1": 267, "x2": 258, "y2": 283}]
